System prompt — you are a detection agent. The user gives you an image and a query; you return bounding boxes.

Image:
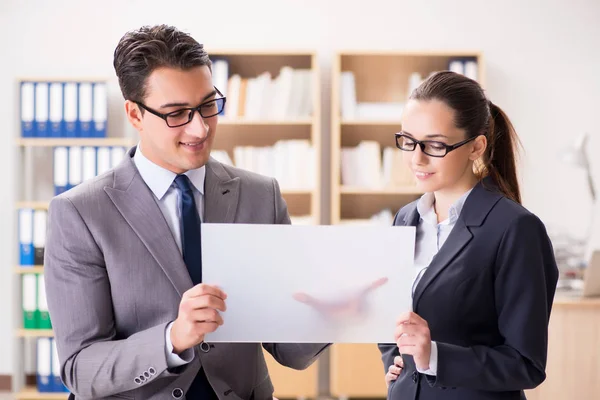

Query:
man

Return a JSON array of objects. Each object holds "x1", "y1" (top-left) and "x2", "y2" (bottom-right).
[{"x1": 44, "y1": 24, "x2": 328, "y2": 400}]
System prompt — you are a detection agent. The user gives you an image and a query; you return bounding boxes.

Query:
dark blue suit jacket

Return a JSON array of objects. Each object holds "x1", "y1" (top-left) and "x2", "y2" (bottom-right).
[{"x1": 379, "y1": 179, "x2": 559, "y2": 400}]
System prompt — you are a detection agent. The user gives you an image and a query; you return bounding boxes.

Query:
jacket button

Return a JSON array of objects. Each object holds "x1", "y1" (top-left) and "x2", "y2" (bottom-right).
[
  {"x1": 412, "y1": 371, "x2": 418, "y2": 383},
  {"x1": 172, "y1": 388, "x2": 183, "y2": 399}
]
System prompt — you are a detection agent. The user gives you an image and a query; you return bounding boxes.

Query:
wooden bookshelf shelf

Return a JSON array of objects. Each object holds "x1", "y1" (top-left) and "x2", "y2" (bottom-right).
[
  {"x1": 16, "y1": 387, "x2": 68, "y2": 400},
  {"x1": 16, "y1": 329, "x2": 54, "y2": 338},
  {"x1": 340, "y1": 186, "x2": 422, "y2": 195},
  {"x1": 14, "y1": 267, "x2": 44, "y2": 274},
  {"x1": 219, "y1": 118, "x2": 313, "y2": 126},
  {"x1": 341, "y1": 120, "x2": 403, "y2": 126},
  {"x1": 16, "y1": 202, "x2": 50, "y2": 210},
  {"x1": 16, "y1": 138, "x2": 136, "y2": 147}
]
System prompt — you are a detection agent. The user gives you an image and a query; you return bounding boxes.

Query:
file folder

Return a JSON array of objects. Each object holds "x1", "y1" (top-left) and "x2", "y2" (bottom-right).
[
  {"x1": 33, "y1": 209, "x2": 47, "y2": 266},
  {"x1": 49, "y1": 82, "x2": 63, "y2": 138},
  {"x1": 68, "y1": 146, "x2": 82, "y2": 190},
  {"x1": 19, "y1": 208, "x2": 34, "y2": 266},
  {"x1": 35, "y1": 82, "x2": 49, "y2": 137},
  {"x1": 96, "y1": 147, "x2": 111, "y2": 176},
  {"x1": 37, "y1": 338, "x2": 52, "y2": 392},
  {"x1": 78, "y1": 83, "x2": 93, "y2": 137},
  {"x1": 53, "y1": 147, "x2": 69, "y2": 195},
  {"x1": 38, "y1": 274, "x2": 52, "y2": 330},
  {"x1": 93, "y1": 82, "x2": 107, "y2": 137},
  {"x1": 110, "y1": 147, "x2": 126, "y2": 169},
  {"x1": 22, "y1": 273, "x2": 38, "y2": 329},
  {"x1": 51, "y1": 339, "x2": 69, "y2": 392},
  {"x1": 20, "y1": 82, "x2": 35, "y2": 137},
  {"x1": 63, "y1": 83, "x2": 78, "y2": 137},
  {"x1": 81, "y1": 146, "x2": 97, "y2": 182}
]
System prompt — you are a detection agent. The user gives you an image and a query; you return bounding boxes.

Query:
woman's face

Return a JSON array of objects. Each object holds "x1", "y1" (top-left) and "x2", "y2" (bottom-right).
[{"x1": 400, "y1": 99, "x2": 485, "y2": 194}]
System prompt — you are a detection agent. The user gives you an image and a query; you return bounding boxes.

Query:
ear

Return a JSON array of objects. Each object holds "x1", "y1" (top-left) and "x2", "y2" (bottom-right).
[
  {"x1": 125, "y1": 100, "x2": 144, "y2": 132},
  {"x1": 469, "y1": 135, "x2": 487, "y2": 161}
]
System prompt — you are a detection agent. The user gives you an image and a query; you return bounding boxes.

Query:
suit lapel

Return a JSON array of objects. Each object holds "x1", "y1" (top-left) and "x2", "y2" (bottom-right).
[
  {"x1": 104, "y1": 148, "x2": 192, "y2": 296},
  {"x1": 204, "y1": 158, "x2": 240, "y2": 223},
  {"x1": 410, "y1": 178, "x2": 504, "y2": 309},
  {"x1": 412, "y1": 218, "x2": 473, "y2": 308}
]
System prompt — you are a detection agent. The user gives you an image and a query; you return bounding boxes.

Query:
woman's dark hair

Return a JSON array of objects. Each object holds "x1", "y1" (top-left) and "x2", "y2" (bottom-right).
[
  {"x1": 113, "y1": 24, "x2": 212, "y2": 103},
  {"x1": 410, "y1": 71, "x2": 521, "y2": 204}
]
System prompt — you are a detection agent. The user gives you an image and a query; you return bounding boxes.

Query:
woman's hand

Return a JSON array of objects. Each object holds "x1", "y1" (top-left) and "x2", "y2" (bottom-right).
[
  {"x1": 385, "y1": 355, "x2": 404, "y2": 387},
  {"x1": 395, "y1": 312, "x2": 432, "y2": 371}
]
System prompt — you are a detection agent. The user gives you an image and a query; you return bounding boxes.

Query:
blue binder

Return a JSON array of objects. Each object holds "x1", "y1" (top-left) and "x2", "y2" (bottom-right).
[
  {"x1": 18, "y1": 208, "x2": 34, "y2": 266},
  {"x1": 20, "y1": 82, "x2": 35, "y2": 137}
]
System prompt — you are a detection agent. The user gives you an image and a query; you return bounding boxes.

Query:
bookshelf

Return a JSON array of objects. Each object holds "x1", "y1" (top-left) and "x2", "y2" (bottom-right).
[
  {"x1": 208, "y1": 50, "x2": 322, "y2": 227},
  {"x1": 207, "y1": 49, "x2": 322, "y2": 398},
  {"x1": 329, "y1": 51, "x2": 485, "y2": 398}
]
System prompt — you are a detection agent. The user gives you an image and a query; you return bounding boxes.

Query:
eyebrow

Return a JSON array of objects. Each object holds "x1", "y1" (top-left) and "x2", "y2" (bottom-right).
[
  {"x1": 160, "y1": 89, "x2": 217, "y2": 109},
  {"x1": 402, "y1": 130, "x2": 448, "y2": 140}
]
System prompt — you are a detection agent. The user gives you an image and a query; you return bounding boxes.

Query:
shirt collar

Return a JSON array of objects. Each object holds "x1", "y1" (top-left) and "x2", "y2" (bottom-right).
[
  {"x1": 133, "y1": 143, "x2": 206, "y2": 200},
  {"x1": 416, "y1": 188, "x2": 474, "y2": 226}
]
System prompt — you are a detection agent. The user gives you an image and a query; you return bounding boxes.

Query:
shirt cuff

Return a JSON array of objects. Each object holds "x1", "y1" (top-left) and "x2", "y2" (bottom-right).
[
  {"x1": 165, "y1": 321, "x2": 194, "y2": 368},
  {"x1": 416, "y1": 341, "x2": 438, "y2": 376}
]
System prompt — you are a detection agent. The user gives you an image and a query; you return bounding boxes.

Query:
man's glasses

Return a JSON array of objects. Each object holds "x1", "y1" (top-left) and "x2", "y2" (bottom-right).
[
  {"x1": 135, "y1": 86, "x2": 226, "y2": 128},
  {"x1": 395, "y1": 132, "x2": 478, "y2": 158}
]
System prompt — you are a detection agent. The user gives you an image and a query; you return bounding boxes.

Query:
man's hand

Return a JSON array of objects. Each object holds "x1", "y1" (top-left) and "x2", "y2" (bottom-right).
[
  {"x1": 394, "y1": 312, "x2": 431, "y2": 371},
  {"x1": 170, "y1": 284, "x2": 227, "y2": 354}
]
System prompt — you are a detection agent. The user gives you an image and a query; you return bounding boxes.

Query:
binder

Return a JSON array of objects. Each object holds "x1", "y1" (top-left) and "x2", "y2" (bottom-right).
[
  {"x1": 82, "y1": 146, "x2": 97, "y2": 182},
  {"x1": 51, "y1": 339, "x2": 69, "y2": 392},
  {"x1": 110, "y1": 147, "x2": 126, "y2": 169},
  {"x1": 78, "y1": 83, "x2": 93, "y2": 137},
  {"x1": 20, "y1": 82, "x2": 35, "y2": 137},
  {"x1": 19, "y1": 208, "x2": 34, "y2": 266},
  {"x1": 93, "y1": 83, "x2": 108, "y2": 137},
  {"x1": 35, "y1": 82, "x2": 49, "y2": 137},
  {"x1": 53, "y1": 147, "x2": 69, "y2": 195},
  {"x1": 33, "y1": 209, "x2": 47, "y2": 266},
  {"x1": 68, "y1": 146, "x2": 82, "y2": 190},
  {"x1": 49, "y1": 82, "x2": 63, "y2": 138},
  {"x1": 96, "y1": 147, "x2": 111, "y2": 176},
  {"x1": 37, "y1": 338, "x2": 53, "y2": 392},
  {"x1": 63, "y1": 82, "x2": 78, "y2": 137},
  {"x1": 38, "y1": 274, "x2": 52, "y2": 330},
  {"x1": 22, "y1": 273, "x2": 38, "y2": 329}
]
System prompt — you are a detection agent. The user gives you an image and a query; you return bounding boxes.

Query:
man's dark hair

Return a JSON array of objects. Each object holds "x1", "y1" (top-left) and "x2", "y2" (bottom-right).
[{"x1": 113, "y1": 24, "x2": 212, "y2": 102}]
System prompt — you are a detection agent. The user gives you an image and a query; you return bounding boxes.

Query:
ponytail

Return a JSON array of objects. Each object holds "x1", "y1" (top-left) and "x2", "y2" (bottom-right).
[{"x1": 485, "y1": 101, "x2": 521, "y2": 204}]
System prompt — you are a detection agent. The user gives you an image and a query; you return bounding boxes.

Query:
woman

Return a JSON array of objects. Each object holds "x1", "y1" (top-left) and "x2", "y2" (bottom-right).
[{"x1": 379, "y1": 71, "x2": 558, "y2": 399}]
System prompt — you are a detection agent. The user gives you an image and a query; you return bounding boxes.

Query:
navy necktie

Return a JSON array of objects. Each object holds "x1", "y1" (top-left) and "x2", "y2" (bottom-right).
[
  {"x1": 174, "y1": 174, "x2": 217, "y2": 400},
  {"x1": 174, "y1": 174, "x2": 202, "y2": 285}
]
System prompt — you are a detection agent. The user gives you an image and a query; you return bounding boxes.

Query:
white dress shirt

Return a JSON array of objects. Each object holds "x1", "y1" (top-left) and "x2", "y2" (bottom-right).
[
  {"x1": 133, "y1": 145, "x2": 205, "y2": 368},
  {"x1": 411, "y1": 188, "x2": 473, "y2": 376}
]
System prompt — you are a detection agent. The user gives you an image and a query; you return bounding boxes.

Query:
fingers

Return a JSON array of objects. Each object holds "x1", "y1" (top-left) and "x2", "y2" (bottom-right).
[
  {"x1": 394, "y1": 321, "x2": 428, "y2": 341},
  {"x1": 388, "y1": 364, "x2": 402, "y2": 375},
  {"x1": 182, "y1": 293, "x2": 227, "y2": 313},
  {"x1": 385, "y1": 359, "x2": 403, "y2": 387},
  {"x1": 184, "y1": 283, "x2": 228, "y2": 301},
  {"x1": 396, "y1": 311, "x2": 428, "y2": 327},
  {"x1": 394, "y1": 355, "x2": 404, "y2": 368}
]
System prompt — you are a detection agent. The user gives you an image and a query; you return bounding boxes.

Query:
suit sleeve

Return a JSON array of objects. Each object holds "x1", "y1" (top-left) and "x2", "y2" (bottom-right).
[
  {"x1": 262, "y1": 178, "x2": 330, "y2": 369},
  {"x1": 429, "y1": 213, "x2": 559, "y2": 391},
  {"x1": 272, "y1": 178, "x2": 291, "y2": 225},
  {"x1": 44, "y1": 197, "x2": 189, "y2": 398}
]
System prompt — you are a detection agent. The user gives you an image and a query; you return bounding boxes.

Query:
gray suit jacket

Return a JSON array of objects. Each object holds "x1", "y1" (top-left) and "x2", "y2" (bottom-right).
[{"x1": 44, "y1": 147, "x2": 328, "y2": 400}]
